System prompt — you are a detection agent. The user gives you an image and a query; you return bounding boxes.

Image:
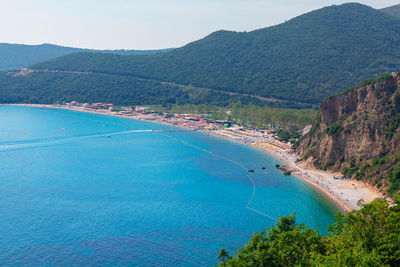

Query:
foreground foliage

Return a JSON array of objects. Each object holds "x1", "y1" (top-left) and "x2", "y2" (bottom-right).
[{"x1": 218, "y1": 199, "x2": 400, "y2": 266}]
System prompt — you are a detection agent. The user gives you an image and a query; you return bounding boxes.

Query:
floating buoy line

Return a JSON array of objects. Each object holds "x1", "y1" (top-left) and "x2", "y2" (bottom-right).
[{"x1": 157, "y1": 131, "x2": 277, "y2": 221}]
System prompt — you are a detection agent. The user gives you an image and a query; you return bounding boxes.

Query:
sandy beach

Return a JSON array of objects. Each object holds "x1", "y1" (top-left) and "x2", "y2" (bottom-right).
[{"x1": 3, "y1": 103, "x2": 389, "y2": 213}]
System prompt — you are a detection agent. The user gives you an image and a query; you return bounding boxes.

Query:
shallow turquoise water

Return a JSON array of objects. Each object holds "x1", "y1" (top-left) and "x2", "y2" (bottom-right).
[{"x1": 0, "y1": 106, "x2": 338, "y2": 265}]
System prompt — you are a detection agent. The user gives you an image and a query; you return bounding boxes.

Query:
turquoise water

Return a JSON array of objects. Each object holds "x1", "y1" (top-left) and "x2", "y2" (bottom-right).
[{"x1": 0, "y1": 106, "x2": 338, "y2": 266}]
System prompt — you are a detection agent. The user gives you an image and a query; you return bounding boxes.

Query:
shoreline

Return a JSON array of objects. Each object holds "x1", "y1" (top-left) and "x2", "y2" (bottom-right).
[{"x1": 3, "y1": 103, "x2": 388, "y2": 213}]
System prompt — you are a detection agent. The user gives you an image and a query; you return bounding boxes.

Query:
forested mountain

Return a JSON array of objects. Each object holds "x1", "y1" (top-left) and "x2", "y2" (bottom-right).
[
  {"x1": 380, "y1": 4, "x2": 400, "y2": 19},
  {"x1": 32, "y1": 3, "x2": 400, "y2": 104},
  {"x1": 0, "y1": 43, "x2": 172, "y2": 71},
  {"x1": 0, "y1": 70, "x2": 267, "y2": 107},
  {"x1": 296, "y1": 73, "x2": 400, "y2": 201}
]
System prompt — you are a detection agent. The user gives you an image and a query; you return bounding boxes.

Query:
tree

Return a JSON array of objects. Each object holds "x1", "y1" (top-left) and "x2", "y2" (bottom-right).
[
  {"x1": 219, "y1": 199, "x2": 400, "y2": 266},
  {"x1": 217, "y1": 248, "x2": 231, "y2": 264},
  {"x1": 219, "y1": 214, "x2": 325, "y2": 266}
]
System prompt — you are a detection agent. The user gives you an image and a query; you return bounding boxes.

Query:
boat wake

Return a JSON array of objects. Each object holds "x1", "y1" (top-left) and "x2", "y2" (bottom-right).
[
  {"x1": 1, "y1": 128, "x2": 278, "y2": 221},
  {"x1": 0, "y1": 129, "x2": 153, "y2": 152}
]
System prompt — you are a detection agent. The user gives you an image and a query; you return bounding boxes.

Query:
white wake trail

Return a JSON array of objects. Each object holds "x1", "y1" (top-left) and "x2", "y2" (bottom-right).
[{"x1": 0, "y1": 129, "x2": 153, "y2": 152}]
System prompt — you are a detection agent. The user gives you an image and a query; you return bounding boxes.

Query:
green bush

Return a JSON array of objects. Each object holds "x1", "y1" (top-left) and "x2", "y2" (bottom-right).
[
  {"x1": 219, "y1": 199, "x2": 400, "y2": 266},
  {"x1": 388, "y1": 164, "x2": 400, "y2": 196},
  {"x1": 356, "y1": 73, "x2": 393, "y2": 89},
  {"x1": 386, "y1": 115, "x2": 400, "y2": 139},
  {"x1": 326, "y1": 122, "x2": 344, "y2": 136}
]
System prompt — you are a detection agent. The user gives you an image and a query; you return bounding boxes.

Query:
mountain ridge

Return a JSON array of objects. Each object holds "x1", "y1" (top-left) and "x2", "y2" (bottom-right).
[
  {"x1": 0, "y1": 43, "x2": 173, "y2": 71},
  {"x1": 380, "y1": 4, "x2": 400, "y2": 19},
  {"x1": 31, "y1": 3, "x2": 400, "y2": 104}
]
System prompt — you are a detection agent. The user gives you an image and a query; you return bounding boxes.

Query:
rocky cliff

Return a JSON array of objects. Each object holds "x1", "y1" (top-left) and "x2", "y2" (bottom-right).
[{"x1": 297, "y1": 73, "x2": 400, "y2": 201}]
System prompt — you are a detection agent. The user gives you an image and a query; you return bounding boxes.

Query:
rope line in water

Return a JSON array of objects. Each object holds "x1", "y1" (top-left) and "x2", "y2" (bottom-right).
[{"x1": 158, "y1": 132, "x2": 277, "y2": 221}]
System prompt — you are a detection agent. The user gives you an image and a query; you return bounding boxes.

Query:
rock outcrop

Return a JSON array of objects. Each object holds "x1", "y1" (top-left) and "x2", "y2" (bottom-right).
[{"x1": 296, "y1": 73, "x2": 400, "y2": 200}]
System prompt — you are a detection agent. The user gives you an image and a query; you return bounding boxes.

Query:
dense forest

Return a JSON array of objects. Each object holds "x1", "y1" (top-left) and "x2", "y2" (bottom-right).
[
  {"x1": 0, "y1": 43, "x2": 172, "y2": 71},
  {"x1": 0, "y1": 71, "x2": 272, "y2": 107},
  {"x1": 32, "y1": 3, "x2": 400, "y2": 104},
  {"x1": 0, "y1": 68, "x2": 316, "y2": 110},
  {"x1": 218, "y1": 199, "x2": 400, "y2": 266}
]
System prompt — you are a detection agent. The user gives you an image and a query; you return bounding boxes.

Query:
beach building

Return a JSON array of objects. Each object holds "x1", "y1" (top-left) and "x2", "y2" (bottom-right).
[
  {"x1": 185, "y1": 116, "x2": 200, "y2": 121},
  {"x1": 135, "y1": 106, "x2": 149, "y2": 113},
  {"x1": 91, "y1": 103, "x2": 113, "y2": 109},
  {"x1": 215, "y1": 120, "x2": 232, "y2": 128},
  {"x1": 299, "y1": 125, "x2": 313, "y2": 136},
  {"x1": 69, "y1": 101, "x2": 79, "y2": 106}
]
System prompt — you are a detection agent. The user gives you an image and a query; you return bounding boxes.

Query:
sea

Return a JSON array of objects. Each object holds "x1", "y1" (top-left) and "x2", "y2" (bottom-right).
[{"x1": 0, "y1": 105, "x2": 338, "y2": 266}]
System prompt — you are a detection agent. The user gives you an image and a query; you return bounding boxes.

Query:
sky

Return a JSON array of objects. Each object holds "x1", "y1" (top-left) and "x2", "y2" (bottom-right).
[{"x1": 0, "y1": 0, "x2": 398, "y2": 50}]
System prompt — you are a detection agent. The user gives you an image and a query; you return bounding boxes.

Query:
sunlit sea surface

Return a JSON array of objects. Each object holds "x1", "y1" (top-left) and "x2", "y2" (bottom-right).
[{"x1": 0, "y1": 106, "x2": 338, "y2": 266}]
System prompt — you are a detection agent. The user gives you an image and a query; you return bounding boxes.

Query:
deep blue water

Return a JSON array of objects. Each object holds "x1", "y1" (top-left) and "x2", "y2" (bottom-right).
[{"x1": 0, "y1": 106, "x2": 338, "y2": 266}]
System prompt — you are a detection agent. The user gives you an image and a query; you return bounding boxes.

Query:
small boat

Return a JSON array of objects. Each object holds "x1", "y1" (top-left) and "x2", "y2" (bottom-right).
[
  {"x1": 248, "y1": 170, "x2": 255, "y2": 173},
  {"x1": 260, "y1": 167, "x2": 266, "y2": 170},
  {"x1": 106, "y1": 136, "x2": 111, "y2": 138}
]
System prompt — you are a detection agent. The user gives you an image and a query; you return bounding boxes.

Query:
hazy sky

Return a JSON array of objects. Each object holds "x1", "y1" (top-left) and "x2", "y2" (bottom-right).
[{"x1": 0, "y1": 0, "x2": 398, "y2": 50}]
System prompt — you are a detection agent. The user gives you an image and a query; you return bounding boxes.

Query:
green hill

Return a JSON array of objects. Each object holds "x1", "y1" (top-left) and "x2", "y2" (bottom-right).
[
  {"x1": 0, "y1": 43, "x2": 172, "y2": 71},
  {"x1": 0, "y1": 70, "x2": 270, "y2": 107},
  {"x1": 31, "y1": 3, "x2": 400, "y2": 104},
  {"x1": 380, "y1": 4, "x2": 400, "y2": 19}
]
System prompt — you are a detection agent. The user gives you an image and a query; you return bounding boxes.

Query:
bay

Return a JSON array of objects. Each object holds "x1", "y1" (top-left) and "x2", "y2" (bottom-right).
[{"x1": 0, "y1": 106, "x2": 338, "y2": 266}]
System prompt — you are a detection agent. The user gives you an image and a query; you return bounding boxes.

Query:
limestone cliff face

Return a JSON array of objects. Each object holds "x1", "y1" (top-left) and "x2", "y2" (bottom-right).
[{"x1": 297, "y1": 74, "x2": 400, "y2": 197}]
